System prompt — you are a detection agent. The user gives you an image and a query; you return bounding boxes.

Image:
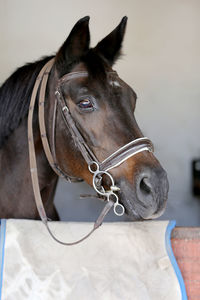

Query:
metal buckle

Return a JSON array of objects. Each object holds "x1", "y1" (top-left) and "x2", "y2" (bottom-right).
[{"x1": 62, "y1": 106, "x2": 69, "y2": 113}]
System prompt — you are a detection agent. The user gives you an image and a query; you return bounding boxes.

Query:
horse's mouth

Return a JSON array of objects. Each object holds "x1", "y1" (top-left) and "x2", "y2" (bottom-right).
[
  {"x1": 125, "y1": 200, "x2": 167, "y2": 221},
  {"x1": 120, "y1": 193, "x2": 167, "y2": 221},
  {"x1": 115, "y1": 178, "x2": 168, "y2": 221},
  {"x1": 95, "y1": 183, "x2": 167, "y2": 221}
]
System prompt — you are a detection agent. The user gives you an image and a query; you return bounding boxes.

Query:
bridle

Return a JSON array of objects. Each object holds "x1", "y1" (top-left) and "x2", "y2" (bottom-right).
[{"x1": 28, "y1": 58, "x2": 154, "y2": 245}]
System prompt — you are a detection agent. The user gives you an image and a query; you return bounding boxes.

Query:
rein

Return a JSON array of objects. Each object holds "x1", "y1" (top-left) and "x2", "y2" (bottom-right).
[{"x1": 28, "y1": 58, "x2": 154, "y2": 245}]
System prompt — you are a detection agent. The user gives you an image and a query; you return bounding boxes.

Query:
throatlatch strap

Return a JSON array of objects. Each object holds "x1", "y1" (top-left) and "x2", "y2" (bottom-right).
[{"x1": 28, "y1": 59, "x2": 113, "y2": 246}]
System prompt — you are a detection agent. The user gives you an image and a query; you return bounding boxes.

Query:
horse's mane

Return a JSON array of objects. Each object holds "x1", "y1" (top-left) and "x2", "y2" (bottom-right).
[{"x1": 0, "y1": 56, "x2": 54, "y2": 148}]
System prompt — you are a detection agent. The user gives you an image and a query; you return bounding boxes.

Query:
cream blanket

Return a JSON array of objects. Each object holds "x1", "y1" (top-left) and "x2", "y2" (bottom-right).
[{"x1": 0, "y1": 220, "x2": 186, "y2": 300}]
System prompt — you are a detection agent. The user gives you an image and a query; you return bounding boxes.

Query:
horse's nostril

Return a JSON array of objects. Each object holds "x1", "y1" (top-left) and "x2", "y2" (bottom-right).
[
  {"x1": 131, "y1": 168, "x2": 168, "y2": 219},
  {"x1": 139, "y1": 177, "x2": 152, "y2": 196}
]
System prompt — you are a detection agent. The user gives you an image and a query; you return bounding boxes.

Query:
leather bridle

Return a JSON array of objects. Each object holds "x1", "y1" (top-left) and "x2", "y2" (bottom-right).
[{"x1": 28, "y1": 58, "x2": 154, "y2": 245}]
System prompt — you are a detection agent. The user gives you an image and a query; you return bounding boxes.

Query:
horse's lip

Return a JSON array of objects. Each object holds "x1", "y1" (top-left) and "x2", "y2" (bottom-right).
[
  {"x1": 119, "y1": 193, "x2": 167, "y2": 220},
  {"x1": 94, "y1": 188, "x2": 167, "y2": 220},
  {"x1": 143, "y1": 198, "x2": 167, "y2": 220},
  {"x1": 120, "y1": 196, "x2": 142, "y2": 220}
]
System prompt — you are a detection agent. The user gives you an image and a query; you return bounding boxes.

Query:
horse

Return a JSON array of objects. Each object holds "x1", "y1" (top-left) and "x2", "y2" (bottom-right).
[{"x1": 0, "y1": 16, "x2": 168, "y2": 227}]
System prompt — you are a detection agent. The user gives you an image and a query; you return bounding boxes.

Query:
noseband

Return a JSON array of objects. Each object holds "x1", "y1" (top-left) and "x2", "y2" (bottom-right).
[{"x1": 28, "y1": 58, "x2": 154, "y2": 245}]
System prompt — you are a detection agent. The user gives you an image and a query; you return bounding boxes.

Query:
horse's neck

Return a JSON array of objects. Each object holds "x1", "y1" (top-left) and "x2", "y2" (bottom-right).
[{"x1": 0, "y1": 113, "x2": 57, "y2": 219}]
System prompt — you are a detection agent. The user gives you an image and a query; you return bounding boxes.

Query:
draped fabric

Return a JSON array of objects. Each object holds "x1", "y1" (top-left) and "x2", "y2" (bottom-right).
[{"x1": 0, "y1": 220, "x2": 186, "y2": 300}]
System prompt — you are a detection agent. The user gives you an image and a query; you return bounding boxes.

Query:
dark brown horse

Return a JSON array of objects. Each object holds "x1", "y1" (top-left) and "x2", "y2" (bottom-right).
[{"x1": 0, "y1": 16, "x2": 168, "y2": 221}]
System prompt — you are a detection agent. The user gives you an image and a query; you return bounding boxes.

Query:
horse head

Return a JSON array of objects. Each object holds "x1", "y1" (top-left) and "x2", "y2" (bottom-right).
[{"x1": 47, "y1": 16, "x2": 168, "y2": 220}]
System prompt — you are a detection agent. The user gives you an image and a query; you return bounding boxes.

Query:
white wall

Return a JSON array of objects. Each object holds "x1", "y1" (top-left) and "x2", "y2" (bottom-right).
[{"x1": 0, "y1": 0, "x2": 200, "y2": 225}]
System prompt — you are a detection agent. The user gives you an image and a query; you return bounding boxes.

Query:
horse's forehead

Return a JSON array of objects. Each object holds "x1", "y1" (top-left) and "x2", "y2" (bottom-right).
[
  {"x1": 70, "y1": 62, "x2": 88, "y2": 73},
  {"x1": 71, "y1": 61, "x2": 112, "y2": 72},
  {"x1": 61, "y1": 62, "x2": 132, "y2": 100},
  {"x1": 69, "y1": 62, "x2": 117, "y2": 87},
  {"x1": 68, "y1": 75, "x2": 125, "y2": 98}
]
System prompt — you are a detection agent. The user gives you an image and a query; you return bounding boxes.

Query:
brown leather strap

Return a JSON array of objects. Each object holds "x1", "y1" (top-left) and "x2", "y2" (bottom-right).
[
  {"x1": 45, "y1": 200, "x2": 114, "y2": 246},
  {"x1": 28, "y1": 59, "x2": 114, "y2": 245},
  {"x1": 55, "y1": 90, "x2": 98, "y2": 165},
  {"x1": 99, "y1": 137, "x2": 154, "y2": 172},
  {"x1": 28, "y1": 59, "x2": 55, "y2": 222},
  {"x1": 38, "y1": 59, "x2": 80, "y2": 182},
  {"x1": 38, "y1": 59, "x2": 63, "y2": 177}
]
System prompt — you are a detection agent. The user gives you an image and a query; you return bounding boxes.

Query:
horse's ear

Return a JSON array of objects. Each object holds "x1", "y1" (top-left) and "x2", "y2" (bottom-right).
[
  {"x1": 94, "y1": 16, "x2": 128, "y2": 66},
  {"x1": 55, "y1": 16, "x2": 90, "y2": 75}
]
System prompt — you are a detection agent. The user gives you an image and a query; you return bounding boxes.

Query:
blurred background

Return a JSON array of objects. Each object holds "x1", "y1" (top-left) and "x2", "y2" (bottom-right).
[{"x1": 0, "y1": 0, "x2": 199, "y2": 225}]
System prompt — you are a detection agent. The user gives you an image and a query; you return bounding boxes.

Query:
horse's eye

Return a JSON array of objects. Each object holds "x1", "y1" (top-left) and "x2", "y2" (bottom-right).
[{"x1": 78, "y1": 98, "x2": 93, "y2": 110}]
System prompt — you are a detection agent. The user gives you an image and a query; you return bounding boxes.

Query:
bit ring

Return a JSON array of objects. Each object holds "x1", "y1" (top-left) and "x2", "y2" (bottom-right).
[
  {"x1": 114, "y1": 202, "x2": 125, "y2": 216},
  {"x1": 107, "y1": 193, "x2": 125, "y2": 216}
]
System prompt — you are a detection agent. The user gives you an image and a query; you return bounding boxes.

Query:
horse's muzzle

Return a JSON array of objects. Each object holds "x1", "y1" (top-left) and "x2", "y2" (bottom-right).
[{"x1": 118, "y1": 166, "x2": 169, "y2": 220}]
